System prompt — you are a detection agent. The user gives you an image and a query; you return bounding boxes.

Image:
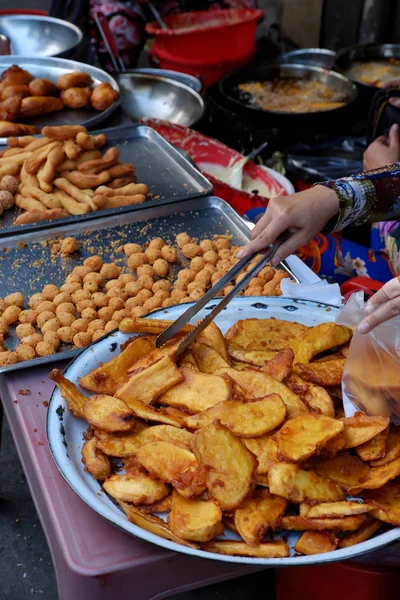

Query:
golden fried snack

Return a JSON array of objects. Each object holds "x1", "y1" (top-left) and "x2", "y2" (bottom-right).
[
  {"x1": 24, "y1": 137, "x2": 52, "y2": 152},
  {"x1": 203, "y1": 540, "x2": 290, "y2": 558},
  {"x1": 0, "y1": 96, "x2": 22, "y2": 121},
  {"x1": 20, "y1": 163, "x2": 39, "y2": 188},
  {"x1": 20, "y1": 186, "x2": 61, "y2": 209},
  {"x1": 0, "y1": 149, "x2": 31, "y2": 165},
  {"x1": 107, "y1": 163, "x2": 135, "y2": 178},
  {"x1": 14, "y1": 207, "x2": 68, "y2": 225},
  {"x1": 106, "y1": 175, "x2": 136, "y2": 189},
  {"x1": 93, "y1": 194, "x2": 146, "y2": 209},
  {"x1": 15, "y1": 194, "x2": 44, "y2": 212},
  {"x1": 24, "y1": 140, "x2": 61, "y2": 173},
  {"x1": 61, "y1": 87, "x2": 91, "y2": 109},
  {"x1": 57, "y1": 71, "x2": 93, "y2": 90},
  {"x1": 37, "y1": 163, "x2": 53, "y2": 193},
  {"x1": 76, "y1": 132, "x2": 106, "y2": 150},
  {"x1": 96, "y1": 183, "x2": 148, "y2": 197},
  {"x1": 0, "y1": 84, "x2": 30, "y2": 100},
  {"x1": 1, "y1": 65, "x2": 34, "y2": 86},
  {"x1": 41, "y1": 146, "x2": 66, "y2": 184},
  {"x1": 28, "y1": 78, "x2": 58, "y2": 97},
  {"x1": 0, "y1": 162, "x2": 20, "y2": 177},
  {"x1": 54, "y1": 190, "x2": 91, "y2": 215},
  {"x1": 20, "y1": 96, "x2": 64, "y2": 118},
  {"x1": 77, "y1": 147, "x2": 119, "y2": 174},
  {"x1": 91, "y1": 82, "x2": 119, "y2": 111},
  {"x1": 64, "y1": 140, "x2": 82, "y2": 160},
  {"x1": 42, "y1": 125, "x2": 87, "y2": 141},
  {"x1": 58, "y1": 150, "x2": 101, "y2": 171},
  {"x1": 60, "y1": 169, "x2": 110, "y2": 189},
  {"x1": 53, "y1": 177, "x2": 95, "y2": 207}
]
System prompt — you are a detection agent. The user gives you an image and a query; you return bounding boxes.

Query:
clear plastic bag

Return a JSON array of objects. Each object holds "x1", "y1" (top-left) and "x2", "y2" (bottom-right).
[{"x1": 337, "y1": 292, "x2": 400, "y2": 423}]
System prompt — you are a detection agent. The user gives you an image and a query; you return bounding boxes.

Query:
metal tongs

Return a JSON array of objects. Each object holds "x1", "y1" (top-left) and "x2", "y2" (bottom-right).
[{"x1": 156, "y1": 231, "x2": 291, "y2": 356}]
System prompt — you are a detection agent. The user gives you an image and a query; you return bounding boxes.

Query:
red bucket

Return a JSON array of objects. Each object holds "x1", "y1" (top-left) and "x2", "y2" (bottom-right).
[
  {"x1": 146, "y1": 8, "x2": 263, "y2": 63},
  {"x1": 151, "y1": 46, "x2": 256, "y2": 88}
]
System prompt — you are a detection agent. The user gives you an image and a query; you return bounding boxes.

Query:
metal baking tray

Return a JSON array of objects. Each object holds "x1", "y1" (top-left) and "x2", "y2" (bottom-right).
[
  {"x1": 0, "y1": 124, "x2": 213, "y2": 237},
  {"x1": 0, "y1": 195, "x2": 252, "y2": 374},
  {"x1": 0, "y1": 56, "x2": 120, "y2": 144}
]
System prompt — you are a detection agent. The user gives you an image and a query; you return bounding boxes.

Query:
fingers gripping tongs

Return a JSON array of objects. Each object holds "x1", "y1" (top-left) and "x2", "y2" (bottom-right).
[{"x1": 155, "y1": 231, "x2": 291, "y2": 356}]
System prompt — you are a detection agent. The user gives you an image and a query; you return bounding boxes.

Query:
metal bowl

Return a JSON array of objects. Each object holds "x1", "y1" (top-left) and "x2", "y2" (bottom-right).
[
  {"x1": 335, "y1": 43, "x2": 400, "y2": 89},
  {"x1": 0, "y1": 15, "x2": 83, "y2": 58},
  {"x1": 115, "y1": 72, "x2": 205, "y2": 127},
  {"x1": 281, "y1": 48, "x2": 336, "y2": 70},
  {"x1": 130, "y1": 68, "x2": 202, "y2": 93}
]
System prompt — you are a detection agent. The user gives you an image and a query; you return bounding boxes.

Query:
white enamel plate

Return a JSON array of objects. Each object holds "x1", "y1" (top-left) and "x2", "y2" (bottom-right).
[{"x1": 47, "y1": 297, "x2": 400, "y2": 565}]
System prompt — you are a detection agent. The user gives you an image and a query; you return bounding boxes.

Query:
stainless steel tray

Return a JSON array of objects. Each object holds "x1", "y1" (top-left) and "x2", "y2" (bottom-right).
[
  {"x1": 0, "y1": 124, "x2": 213, "y2": 237},
  {"x1": 0, "y1": 56, "x2": 120, "y2": 144},
  {"x1": 0, "y1": 195, "x2": 252, "y2": 374}
]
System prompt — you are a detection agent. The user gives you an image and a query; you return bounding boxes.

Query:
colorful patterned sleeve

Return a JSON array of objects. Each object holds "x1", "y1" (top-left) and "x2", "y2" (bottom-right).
[{"x1": 318, "y1": 163, "x2": 400, "y2": 231}]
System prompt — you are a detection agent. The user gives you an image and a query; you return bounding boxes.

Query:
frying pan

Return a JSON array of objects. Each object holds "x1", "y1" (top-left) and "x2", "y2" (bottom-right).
[{"x1": 335, "y1": 43, "x2": 400, "y2": 91}]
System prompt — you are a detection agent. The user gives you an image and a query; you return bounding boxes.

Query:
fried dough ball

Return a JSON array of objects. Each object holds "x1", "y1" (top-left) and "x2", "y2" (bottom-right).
[
  {"x1": 76, "y1": 299, "x2": 96, "y2": 314},
  {"x1": 1, "y1": 175, "x2": 19, "y2": 195},
  {"x1": 106, "y1": 287, "x2": 128, "y2": 301},
  {"x1": 124, "y1": 243, "x2": 142, "y2": 257},
  {"x1": 118, "y1": 274, "x2": 136, "y2": 286},
  {"x1": 259, "y1": 265, "x2": 275, "y2": 281},
  {"x1": 203, "y1": 250, "x2": 218, "y2": 265},
  {"x1": 223, "y1": 285, "x2": 234, "y2": 295},
  {"x1": 211, "y1": 272, "x2": 224, "y2": 285},
  {"x1": 0, "y1": 351, "x2": 18, "y2": 366},
  {"x1": 104, "y1": 279, "x2": 121, "y2": 291},
  {"x1": 72, "y1": 318, "x2": 89, "y2": 333},
  {"x1": 61, "y1": 237, "x2": 79, "y2": 255},
  {"x1": 40, "y1": 318, "x2": 60, "y2": 334},
  {"x1": 37, "y1": 301, "x2": 55, "y2": 313},
  {"x1": 136, "y1": 289, "x2": 152, "y2": 304},
  {"x1": 18, "y1": 309, "x2": 38, "y2": 325},
  {"x1": 84, "y1": 256, "x2": 103, "y2": 272},
  {"x1": 162, "y1": 298, "x2": 175, "y2": 308},
  {"x1": 42, "y1": 284, "x2": 59, "y2": 301},
  {"x1": 178, "y1": 268, "x2": 195, "y2": 284},
  {"x1": 56, "y1": 302, "x2": 75, "y2": 316},
  {"x1": 73, "y1": 265, "x2": 92, "y2": 279},
  {"x1": 171, "y1": 289, "x2": 187, "y2": 302},
  {"x1": 87, "y1": 319, "x2": 106, "y2": 333},
  {"x1": 91, "y1": 292, "x2": 108, "y2": 308},
  {"x1": 130, "y1": 306, "x2": 146, "y2": 318},
  {"x1": 0, "y1": 191, "x2": 13, "y2": 213},
  {"x1": 125, "y1": 282, "x2": 143, "y2": 298},
  {"x1": 61, "y1": 87, "x2": 91, "y2": 109},
  {"x1": 73, "y1": 331, "x2": 92, "y2": 348},
  {"x1": 91, "y1": 329, "x2": 105, "y2": 342},
  {"x1": 54, "y1": 292, "x2": 72, "y2": 306},
  {"x1": 65, "y1": 274, "x2": 82, "y2": 285},
  {"x1": 144, "y1": 248, "x2": 162, "y2": 265},
  {"x1": 83, "y1": 280, "x2": 99, "y2": 294},
  {"x1": 104, "y1": 320, "x2": 118, "y2": 333},
  {"x1": 143, "y1": 294, "x2": 164, "y2": 311},
  {"x1": 190, "y1": 257, "x2": 206, "y2": 272},
  {"x1": 83, "y1": 272, "x2": 103, "y2": 285},
  {"x1": 182, "y1": 243, "x2": 202, "y2": 259},
  {"x1": 37, "y1": 311, "x2": 56, "y2": 329},
  {"x1": 36, "y1": 341, "x2": 56, "y2": 357},
  {"x1": 112, "y1": 310, "x2": 129, "y2": 324},
  {"x1": 100, "y1": 263, "x2": 121, "y2": 280},
  {"x1": 194, "y1": 270, "x2": 211, "y2": 286},
  {"x1": 149, "y1": 237, "x2": 165, "y2": 250},
  {"x1": 21, "y1": 333, "x2": 42, "y2": 348},
  {"x1": 161, "y1": 246, "x2": 178, "y2": 263},
  {"x1": 44, "y1": 331, "x2": 60, "y2": 350},
  {"x1": 174, "y1": 279, "x2": 187, "y2": 291},
  {"x1": 3, "y1": 305, "x2": 21, "y2": 324},
  {"x1": 204, "y1": 263, "x2": 216, "y2": 275},
  {"x1": 58, "y1": 312, "x2": 76, "y2": 327},
  {"x1": 215, "y1": 238, "x2": 230, "y2": 251},
  {"x1": 187, "y1": 281, "x2": 205, "y2": 295},
  {"x1": 138, "y1": 275, "x2": 154, "y2": 291},
  {"x1": 60, "y1": 282, "x2": 81, "y2": 294},
  {"x1": 98, "y1": 307, "x2": 114, "y2": 322},
  {"x1": 4, "y1": 292, "x2": 24, "y2": 308},
  {"x1": 15, "y1": 323, "x2": 35, "y2": 339},
  {"x1": 57, "y1": 326, "x2": 78, "y2": 344},
  {"x1": 245, "y1": 287, "x2": 263, "y2": 296},
  {"x1": 107, "y1": 297, "x2": 125, "y2": 312},
  {"x1": 81, "y1": 307, "x2": 97, "y2": 321},
  {"x1": 153, "y1": 259, "x2": 169, "y2": 278},
  {"x1": 128, "y1": 253, "x2": 147, "y2": 270},
  {"x1": 189, "y1": 287, "x2": 205, "y2": 301},
  {"x1": 216, "y1": 259, "x2": 231, "y2": 273},
  {"x1": 218, "y1": 249, "x2": 231, "y2": 261},
  {"x1": 200, "y1": 239, "x2": 214, "y2": 252},
  {"x1": 179, "y1": 296, "x2": 191, "y2": 304},
  {"x1": 152, "y1": 280, "x2": 171, "y2": 294},
  {"x1": 176, "y1": 233, "x2": 191, "y2": 248},
  {"x1": 136, "y1": 264, "x2": 153, "y2": 279},
  {"x1": 29, "y1": 293, "x2": 45, "y2": 309},
  {"x1": 16, "y1": 345, "x2": 36, "y2": 362},
  {"x1": 71, "y1": 289, "x2": 91, "y2": 304},
  {"x1": 125, "y1": 297, "x2": 139, "y2": 311}
]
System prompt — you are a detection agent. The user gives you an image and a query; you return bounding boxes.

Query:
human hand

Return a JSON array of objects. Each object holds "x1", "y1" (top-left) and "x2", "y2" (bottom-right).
[
  {"x1": 236, "y1": 185, "x2": 339, "y2": 264},
  {"x1": 363, "y1": 123, "x2": 400, "y2": 171},
  {"x1": 358, "y1": 276, "x2": 400, "y2": 333}
]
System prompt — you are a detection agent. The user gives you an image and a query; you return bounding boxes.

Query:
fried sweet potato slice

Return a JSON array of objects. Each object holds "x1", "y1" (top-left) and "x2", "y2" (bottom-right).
[
  {"x1": 228, "y1": 343, "x2": 277, "y2": 367},
  {"x1": 356, "y1": 425, "x2": 389, "y2": 462},
  {"x1": 158, "y1": 367, "x2": 231, "y2": 413},
  {"x1": 234, "y1": 489, "x2": 287, "y2": 546},
  {"x1": 296, "y1": 360, "x2": 345, "y2": 387},
  {"x1": 196, "y1": 321, "x2": 229, "y2": 362},
  {"x1": 118, "y1": 501, "x2": 198, "y2": 548},
  {"x1": 97, "y1": 430, "x2": 147, "y2": 457},
  {"x1": 304, "y1": 383, "x2": 335, "y2": 417},
  {"x1": 103, "y1": 472, "x2": 169, "y2": 505},
  {"x1": 49, "y1": 368, "x2": 86, "y2": 418},
  {"x1": 370, "y1": 425, "x2": 400, "y2": 467},
  {"x1": 81, "y1": 437, "x2": 111, "y2": 481},
  {"x1": 126, "y1": 340, "x2": 180, "y2": 372},
  {"x1": 119, "y1": 317, "x2": 193, "y2": 335},
  {"x1": 203, "y1": 540, "x2": 290, "y2": 558},
  {"x1": 312, "y1": 352, "x2": 344, "y2": 363},
  {"x1": 341, "y1": 413, "x2": 390, "y2": 449},
  {"x1": 275, "y1": 414, "x2": 344, "y2": 462},
  {"x1": 281, "y1": 514, "x2": 368, "y2": 532},
  {"x1": 193, "y1": 422, "x2": 257, "y2": 510},
  {"x1": 348, "y1": 456, "x2": 400, "y2": 495},
  {"x1": 338, "y1": 517, "x2": 382, "y2": 548},
  {"x1": 320, "y1": 431, "x2": 347, "y2": 457},
  {"x1": 84, "y1": 394, "x2": 135, "y2": 433},
  {"x1": 139, "y1": 494, "x2": 173, "y2": 514},
  {"x1": 300, "y1": 500, "x2": 371, "y2": 519},
  {"x1": 185, "y1": 394, "x2": 287, "y2": 438},
  {"x1": 167, "y1": 490, "x2": 223, "y2": 542},
  {"x1": 79, "y1": 336, "x2": 154, "y2": 395},
  {"x1": 268, "y1": 463, "x2": 344, "y2": 503},
  {"x1": 124, "y1": 398, "x2": 184, "y2": 427},
  {"x1": 116, "y1": 356, "x2": 184, "y2": 405},
  {"x1": 97, "y1": 424, "x2": 192, "y2": 457},
  {"x1": 214, "y1": 368, "x2": 308, "y2": 418},
  {"x1": 179, "y1": 351, "x2": 199, "y2": 371},
  {"x1": 364, "y1": 483, "x2": 400, "y2": 525},
  {"x1": 136, "y1": 441, "x2": 206, "y2": 497},
  {"x1": 289, "y1": 323, "x2": 352, "y2": 363},
  {"x1": 225, "y1": 318, "x2": 307, "y2": 351},
  {"x1": 313, "y1": 453, "x2": 370, "y2": 490},
  {"x1": 261, "y1": 348, "x2": 294, "y2": 381},
  {"x1": 190, "y1": 342, "x2": 230, "y2": 373},
  {"x1": 294, "y1": 531, "x2": 339, "y2": 555}
]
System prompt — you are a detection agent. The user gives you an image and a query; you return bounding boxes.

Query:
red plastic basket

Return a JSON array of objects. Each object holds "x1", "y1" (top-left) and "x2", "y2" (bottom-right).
[
  {"x1": 0, "y1": 9, "x2": 47, "y2": 15},
  {"x1": 146, "y1": 8, "x2": 263, "y2": 63}
]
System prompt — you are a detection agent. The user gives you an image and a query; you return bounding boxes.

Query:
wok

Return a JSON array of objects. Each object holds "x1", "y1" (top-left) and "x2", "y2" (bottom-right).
[{"x1": 335, "y1": 43, "x2": 400, "y2": 90}]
